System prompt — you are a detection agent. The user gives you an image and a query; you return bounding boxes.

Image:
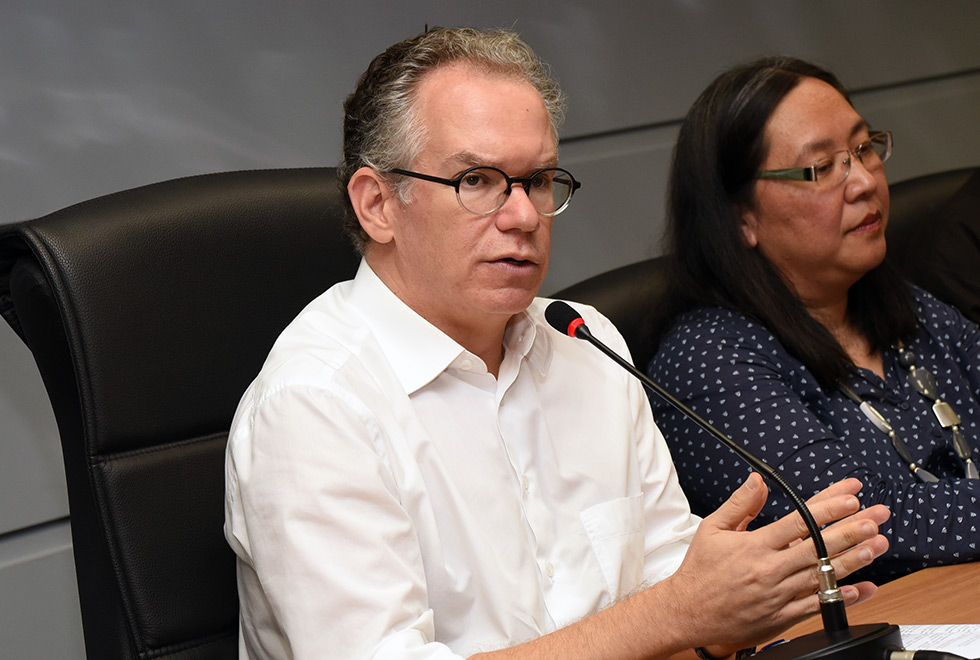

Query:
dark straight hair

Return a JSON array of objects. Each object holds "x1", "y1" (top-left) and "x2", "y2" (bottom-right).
[{"x1": 655, "y1": 56, "x2": 917, "y2": 389}]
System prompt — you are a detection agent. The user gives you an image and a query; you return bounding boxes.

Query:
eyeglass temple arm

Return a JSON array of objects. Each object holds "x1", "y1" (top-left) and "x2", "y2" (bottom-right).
[
  {"x1": 757, "y1": 167, "x2": 816, "y2": 182},
  {"x1": 390, "y1": 169, "x2": 455, "y2": 187}
]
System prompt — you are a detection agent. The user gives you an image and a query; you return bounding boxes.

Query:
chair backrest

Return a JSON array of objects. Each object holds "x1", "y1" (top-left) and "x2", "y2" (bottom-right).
[
  {"x1": 0, "y1": 168, "x2": 361, "y2": 660},
  {"x1": 549, "y1": 256, "x2": 668, "y2": 371},
  {"x1": 549, "y1": 166, "x2": 980, "y2": 371},
  {"x1": 886, "y1": 166, "x2": 980, "y2": 323},
  {"x1": 886, "y1": 166, "x2": 977, "y2": 263}
]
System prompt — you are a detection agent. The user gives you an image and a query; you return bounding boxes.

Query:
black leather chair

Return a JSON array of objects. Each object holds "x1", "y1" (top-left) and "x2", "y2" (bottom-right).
[
  {"x1": 886, "y1": 166, "x2": 980, "y2": 324},
  {"x1": 886, "y1": 166, "x2": 977, "y2": 265},
  {"x1": 0, "y1": 168, "x2": 361, "y2": 660},
  {"x1": 550, "y1": 166, "x2": 980, "y2": 369},
  {"x1": 550, "y1": 257, "x2": 668, "y2": 372}
]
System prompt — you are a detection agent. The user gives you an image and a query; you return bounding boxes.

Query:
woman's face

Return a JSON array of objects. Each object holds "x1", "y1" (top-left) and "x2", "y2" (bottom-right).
[{"x1": 740, "y1": 77, "x2": 889, "y2": 308}]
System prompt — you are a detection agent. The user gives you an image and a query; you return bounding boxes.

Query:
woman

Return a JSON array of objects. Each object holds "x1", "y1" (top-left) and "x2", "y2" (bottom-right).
[{"x1": 647, "y1": 56, "x2": 980, "y2": 583}]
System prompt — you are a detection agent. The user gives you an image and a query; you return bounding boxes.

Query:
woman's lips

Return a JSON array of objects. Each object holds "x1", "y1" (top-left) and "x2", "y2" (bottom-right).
[{"x1": 850, "y1": 211, "x2": 883, "y2": 233}]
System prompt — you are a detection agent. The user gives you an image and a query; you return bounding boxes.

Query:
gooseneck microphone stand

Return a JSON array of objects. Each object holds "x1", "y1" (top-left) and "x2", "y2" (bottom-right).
[{"x1": 545, "y1": 301, "x2": 904, "y2": 660}]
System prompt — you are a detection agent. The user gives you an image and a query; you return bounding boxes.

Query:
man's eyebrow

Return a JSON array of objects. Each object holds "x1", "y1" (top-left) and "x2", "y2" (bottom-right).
[
  {"x1": 443, "y1": 151, "x2": 560, "y2": 172},
  {"x1": 446, "y1": 151, "x2": 485, "y2": 168}
]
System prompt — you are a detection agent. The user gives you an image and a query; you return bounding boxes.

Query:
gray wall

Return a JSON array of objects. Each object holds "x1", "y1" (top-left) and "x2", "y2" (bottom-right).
[{"x1": 2, "y1": 2, "x2": 978, "y2": 656}]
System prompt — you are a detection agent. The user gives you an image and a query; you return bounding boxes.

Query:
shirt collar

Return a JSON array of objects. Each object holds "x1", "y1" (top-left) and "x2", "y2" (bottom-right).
[
  {"x1": 350, "y1": 260, "x2": 463, "y2": 394},
  {"x1": 503, "y1": 306, "x2": 552, "y2": 380},
  {"x1": 350, "y1": 260, "x2": 553, "y2": 393}
]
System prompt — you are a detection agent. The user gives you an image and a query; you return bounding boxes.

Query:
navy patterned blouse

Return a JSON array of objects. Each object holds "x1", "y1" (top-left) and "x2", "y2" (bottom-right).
[{"x1": 647, "y1": 286, "x2": 980, "y2": 583}]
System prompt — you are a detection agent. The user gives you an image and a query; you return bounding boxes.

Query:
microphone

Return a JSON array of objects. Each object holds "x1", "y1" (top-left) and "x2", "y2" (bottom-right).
[{"x1": 544, "y1": 300, "x2": 903, "y2": 660}]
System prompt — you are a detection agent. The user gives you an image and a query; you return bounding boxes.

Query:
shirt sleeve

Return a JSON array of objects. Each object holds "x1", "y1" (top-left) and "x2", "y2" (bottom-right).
[
  {"x1": 635, "y1": 394, "x2": 701, "y2": 585},
  {"x1": 647, "y1": 309, "x2": 980, "y2": 582},
  {"x1": 225, "y1": 382, "x2": 463, "y2": 660},
  {"x1": 584, "y1": 309, "x2": 700, "y2": 585}
]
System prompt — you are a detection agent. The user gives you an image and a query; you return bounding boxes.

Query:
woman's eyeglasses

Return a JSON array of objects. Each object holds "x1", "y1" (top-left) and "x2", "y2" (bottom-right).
[{"x1": 757, "y1": 131, "x2": 893, "y2": 191}]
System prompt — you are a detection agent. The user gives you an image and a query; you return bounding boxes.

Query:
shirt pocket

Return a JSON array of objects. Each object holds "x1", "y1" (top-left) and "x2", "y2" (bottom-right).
[{"x1": 579, "y1": 494, "x2": 644, "y2": 597}]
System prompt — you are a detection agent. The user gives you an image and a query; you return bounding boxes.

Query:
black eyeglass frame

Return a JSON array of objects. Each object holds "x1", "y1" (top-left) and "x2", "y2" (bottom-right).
[
  {"x1": 757, "y1": 130, "x2": 893, "y2": 183},
  {"x1": 390, "y1": 165, "x2": 582, "y2": 216}
]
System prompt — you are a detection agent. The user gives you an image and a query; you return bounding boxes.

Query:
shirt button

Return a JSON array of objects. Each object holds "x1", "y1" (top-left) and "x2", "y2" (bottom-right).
[
  {"x1": 521, "y1": 475, "x2": 529, "y2": 492},
  {"x1": 545, "y1": 563, "x2": 554, "y2": 578},
  {"x1": 460, "y1": 359, "x2": 472, "y2": 370}
]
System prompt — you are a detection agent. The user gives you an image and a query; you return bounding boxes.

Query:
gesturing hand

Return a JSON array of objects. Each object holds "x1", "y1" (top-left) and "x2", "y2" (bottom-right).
[{"x1": 662, "y1": 473, "x2": 889, "y2": 651}]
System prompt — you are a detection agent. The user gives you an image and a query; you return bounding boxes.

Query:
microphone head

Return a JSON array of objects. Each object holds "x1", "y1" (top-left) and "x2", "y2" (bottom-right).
[{"x1": 545, "y1": 300, "x2": 587, "y2": 338}]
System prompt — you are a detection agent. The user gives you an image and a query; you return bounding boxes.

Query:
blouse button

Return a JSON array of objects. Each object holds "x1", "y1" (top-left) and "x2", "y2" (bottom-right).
[{"x1": 545, "y1": 563, "x2": 555, "y2": 578}]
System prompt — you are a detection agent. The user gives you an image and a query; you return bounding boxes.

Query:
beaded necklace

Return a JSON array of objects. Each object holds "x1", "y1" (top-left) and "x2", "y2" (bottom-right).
[{"x1": 839, "y1": 340, "x2": 979, "y2": 482}]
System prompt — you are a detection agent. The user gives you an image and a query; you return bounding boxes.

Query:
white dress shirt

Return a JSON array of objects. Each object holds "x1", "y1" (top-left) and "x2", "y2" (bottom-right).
[{"x1": 224, "y1": 260, "x2": 700, "y2": 660}]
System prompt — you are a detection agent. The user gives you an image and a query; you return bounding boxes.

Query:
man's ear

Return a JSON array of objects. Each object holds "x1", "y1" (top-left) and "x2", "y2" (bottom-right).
[
  {"x1": 738, "y1": 205, "x2": 760, "y2": 248},
  {"x1": 348, "y1": 167, "x2": 397, "y2": 245}
]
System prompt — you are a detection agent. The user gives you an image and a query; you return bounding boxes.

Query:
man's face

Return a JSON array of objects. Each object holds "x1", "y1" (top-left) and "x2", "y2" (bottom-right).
[{"x1": 375, "y1": 64, "x2": 556, "y2": 342}]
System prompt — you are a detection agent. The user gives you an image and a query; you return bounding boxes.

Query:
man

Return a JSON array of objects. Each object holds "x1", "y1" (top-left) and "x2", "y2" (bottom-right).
[{"x1": 224, "y1": 27, "x2": 890, "y2": 660}]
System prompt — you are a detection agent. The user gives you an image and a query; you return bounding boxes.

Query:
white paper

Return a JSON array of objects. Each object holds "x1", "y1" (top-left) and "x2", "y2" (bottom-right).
[{"x1": 899, "y1": 624, "x2": 980, "y2": 657}]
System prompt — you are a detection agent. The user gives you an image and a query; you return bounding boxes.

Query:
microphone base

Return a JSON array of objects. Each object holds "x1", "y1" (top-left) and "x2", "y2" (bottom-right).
[{"x1": 754, "y1": 623, "x2": 902, "y2": 660}]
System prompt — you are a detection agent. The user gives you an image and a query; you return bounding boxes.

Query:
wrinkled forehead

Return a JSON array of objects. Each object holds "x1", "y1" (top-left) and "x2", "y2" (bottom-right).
[{"x1": 413, "y1": 65, "x2": 556, "y2": 168}]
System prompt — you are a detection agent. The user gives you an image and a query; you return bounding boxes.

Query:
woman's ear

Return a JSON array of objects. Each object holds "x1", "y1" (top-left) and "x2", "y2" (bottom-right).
[
  {"x1": 348, "y1": 167, "x2": 397, "y2": 245},
  {"x1": 738, "y1": 206, "x2": 760, "y2": 248}
]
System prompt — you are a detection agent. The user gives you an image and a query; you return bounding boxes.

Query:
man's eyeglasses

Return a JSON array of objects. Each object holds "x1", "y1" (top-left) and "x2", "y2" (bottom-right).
[
  {"x1": 390, "y1": 166, "x2": 582, "y2": 216},
  {"x1": 757, "y1": 131, "x2": 893, "y2": 191}
]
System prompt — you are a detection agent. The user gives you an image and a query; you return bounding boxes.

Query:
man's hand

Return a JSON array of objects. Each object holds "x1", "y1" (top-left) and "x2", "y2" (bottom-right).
[
  {"x1": 662, "y1": 473, "x2": 889, "y2": 653},
  {"x1": 471, "y1": 475, "x2": 888, "y2": 660}
]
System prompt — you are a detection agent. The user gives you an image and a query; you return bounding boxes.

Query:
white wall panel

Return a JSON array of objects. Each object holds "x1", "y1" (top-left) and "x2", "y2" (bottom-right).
[
  {"x1": 0, "y1": 322, "x2": 68, "y2": 536},
  {"x1": 0, "y1": 522, "x2": 83, "y2": 659}
]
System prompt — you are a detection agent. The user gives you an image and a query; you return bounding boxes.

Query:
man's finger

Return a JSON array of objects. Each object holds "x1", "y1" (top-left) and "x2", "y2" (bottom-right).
[
  {"x1": 759, "y1": 493, "x2": 862, "y2": 550},
  {"x1": 702, "y1": 473, "x2": 768, "y2": 532}
]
